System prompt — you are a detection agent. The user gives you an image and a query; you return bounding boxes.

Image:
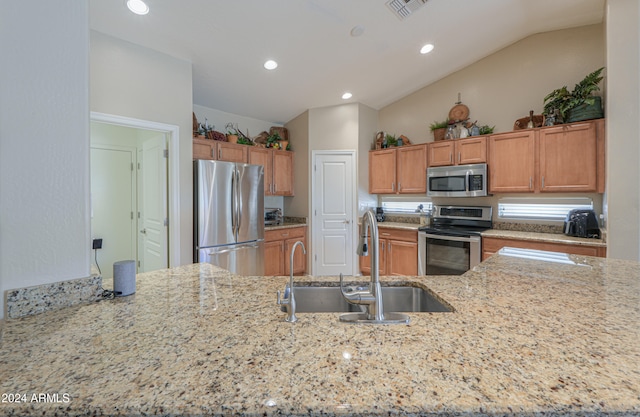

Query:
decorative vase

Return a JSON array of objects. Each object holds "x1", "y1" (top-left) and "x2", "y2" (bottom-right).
[
  {"x1": 566, "y1": 96, "x2": 604, "y2": 123},
  {"x1": 279, "y1": 140, "x2": 289, "y2": 150},
  {"x1": 227, "y1": 134, "x2": 238, "y2": 144}
]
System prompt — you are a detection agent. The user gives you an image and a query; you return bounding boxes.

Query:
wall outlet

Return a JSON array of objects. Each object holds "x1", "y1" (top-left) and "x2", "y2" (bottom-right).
[{"x1": 92, "y1": 238, "x2": 103, "y2": 250}]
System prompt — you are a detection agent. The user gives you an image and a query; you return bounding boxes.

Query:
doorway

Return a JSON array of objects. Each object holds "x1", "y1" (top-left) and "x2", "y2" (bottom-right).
[
  {"x1": 311, "y1": 150, "x2": 357, "y2": 276},
  {"x1": 90, "y1": 112, "x2": 180, "y2": 276}
]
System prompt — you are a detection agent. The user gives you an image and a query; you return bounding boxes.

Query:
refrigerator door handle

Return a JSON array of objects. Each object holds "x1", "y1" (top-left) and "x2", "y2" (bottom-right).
[
  {"x1": 236, "y1": 168, "x2": 242, "y2": 234},
  {"x1": 231, "y1": 168, "x2": 237, "y2": 237}
]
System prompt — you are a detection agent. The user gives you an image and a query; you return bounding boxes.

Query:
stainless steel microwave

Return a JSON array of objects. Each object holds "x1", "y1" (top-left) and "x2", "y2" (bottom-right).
[{"x1": 427, "y1": 163, "x2": 488, "y2": 197}]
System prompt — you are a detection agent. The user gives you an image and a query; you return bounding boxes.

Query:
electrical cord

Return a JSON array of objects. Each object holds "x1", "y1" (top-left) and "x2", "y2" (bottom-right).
[{"x1": 94, "y1": 248, "x2": 102, "y2": 275}]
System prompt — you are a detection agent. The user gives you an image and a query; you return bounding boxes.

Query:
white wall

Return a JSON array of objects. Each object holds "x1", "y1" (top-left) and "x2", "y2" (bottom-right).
[
  {"x1": 357, "y1": 104, "x2": 379, "y2": 215},
  {"x1": 379, "y1": 24, "x2": 605, "y2": 143},
  {"x1": 605, "y1": 0, "x2": 640, "y2": 260},
  {"x1": 0, "y1": 2, "x2": 90, "y2": 320},
  {"x1": 193, "y1": 104, "x2": 281, "y2": 139},
  {"x1": 90, "y1": 31, "x2": 193, "y2": 266},
  {"x1": 284, "y1": 111, "x2": 310, "y2": 217}
]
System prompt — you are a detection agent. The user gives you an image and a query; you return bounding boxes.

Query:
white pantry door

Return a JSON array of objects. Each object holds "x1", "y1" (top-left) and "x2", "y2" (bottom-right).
[
  {"x1": 138, "y1": 137, "x2": 168, "y2": 273},
  {"x1": 312, "y1": 151, "x2": 356, "y2": 276}
]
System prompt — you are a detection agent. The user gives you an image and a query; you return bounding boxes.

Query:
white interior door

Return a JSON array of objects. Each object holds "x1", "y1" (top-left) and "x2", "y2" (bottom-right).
[
  {"x1": 312, "y1": 152, "x2": 356, "y2": 276},
  {"x1": 138, "y1": 137, "x2": 168, "y2": 273},
  {"x1": 90, "y1": 146, "x2": 136, "y2": 278}
]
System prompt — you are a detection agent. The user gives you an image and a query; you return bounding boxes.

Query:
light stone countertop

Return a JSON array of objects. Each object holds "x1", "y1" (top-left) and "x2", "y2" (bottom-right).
[
  {"x1": 265, "y1": 222, "x2": 307, "y2": 231},
  {"x1": 481, "y1": 229, "x2": 607, "y2": 247},
  {"x1": 1, "y1": 252, "x2": 639, "y2": 416},
  {"x1": 362, "y1": 221, "x2": 421, "y2": 231}
]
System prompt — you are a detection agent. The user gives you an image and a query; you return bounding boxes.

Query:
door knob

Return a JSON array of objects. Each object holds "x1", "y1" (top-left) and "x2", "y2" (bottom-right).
[
  {"x1": 140, "y1": 229, "x2": 147, "y2": 234},
  {"x1": 343, "y1": 220, "x2": 350, "y2": 224}
]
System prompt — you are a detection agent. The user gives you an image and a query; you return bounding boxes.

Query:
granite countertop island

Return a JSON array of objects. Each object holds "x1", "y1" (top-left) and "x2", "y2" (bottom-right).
[{"x1": 1, "y1": 251, "x2": 639, "y2": 416}]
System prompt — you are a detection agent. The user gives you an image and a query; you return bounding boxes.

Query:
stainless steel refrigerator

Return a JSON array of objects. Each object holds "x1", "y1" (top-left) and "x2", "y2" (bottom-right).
[{"x1": 194, "y1": 159, "x2": 265, "y2": 275}]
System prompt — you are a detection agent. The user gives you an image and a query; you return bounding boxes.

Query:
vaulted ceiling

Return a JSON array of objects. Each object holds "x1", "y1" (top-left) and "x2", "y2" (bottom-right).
[{"x1": 89, "y1": 0, "x2": 604, "y2": 124}]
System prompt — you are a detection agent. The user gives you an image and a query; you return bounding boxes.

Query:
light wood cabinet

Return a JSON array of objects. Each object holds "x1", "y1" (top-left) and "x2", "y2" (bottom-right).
[
  {"x1": 456, "y1": 137, "x2": 488, "y2": 165},
  {"x1": 488, "y1": 119, "x2": 605, "y2": 194},
  {"x1": 360, "y1": 227, "x2": 418, "y2": 276},
  {"x1": 273, "y1": 150, "x2": 294, "y2": 196},
  {"x1": 369, "y1": 144, "x2": 426, "y2": 194},
  {"x1": 369, "y1": 149, "x2": 397, "y2": 194},
  {"x1": 539, "y1": 122, "x2": 597, "y2": 192},
  {"x1": 193, "y1": 139, "x2": 248, "y2": 162},
  {"x1": 482, "y1": 236, "x2": 606, "y2": 260},
  {"x1": 217, "y1": 141, "x2": 248, "y2": 163},
  {"x1": 193, "y1": 138, "x2": 217, "y2": 160},
  {"x1": 488, "y1": 130, "x2": 536, "y2": 193},
  {"x1": 397, "y1": 145, "x2": 427, "y2": 193},
  {"x1": 248, "y1": 147, "x2": 273, "y2": 195},
  {"x1": 265, "y1": 226, "x2": 307, "y2": 276},
  {"x1": 428, "y1": 137, "x2": 487, "y2": 167},
  {"x1": 248, "y1": 148, "x2": 294, "y2": 196}
]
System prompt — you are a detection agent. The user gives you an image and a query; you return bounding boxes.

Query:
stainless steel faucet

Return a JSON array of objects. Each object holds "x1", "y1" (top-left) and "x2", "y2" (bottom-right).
[
  {"x1": 340, "y1": 209, "x2": 384, "y2": 321},
  {"x1": 276, "y1": 240, "x2": 306, "y2": 322},
  {"x1": 339, "y1": 209, "x2": 409, "y2": 324}
]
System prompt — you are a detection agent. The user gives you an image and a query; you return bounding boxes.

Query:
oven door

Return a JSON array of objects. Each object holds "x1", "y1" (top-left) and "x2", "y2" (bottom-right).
[{"x1": 418, "y1": 232, "x2": 481, "y2": 276}]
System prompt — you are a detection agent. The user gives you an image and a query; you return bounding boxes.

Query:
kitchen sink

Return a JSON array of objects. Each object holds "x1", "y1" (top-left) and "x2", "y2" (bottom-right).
[{"x1": 279, "y1": 285, "x2": 453, "y2": 313}]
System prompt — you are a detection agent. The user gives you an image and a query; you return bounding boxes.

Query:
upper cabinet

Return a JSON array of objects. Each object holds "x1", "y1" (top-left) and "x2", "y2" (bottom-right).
[
  {"x1": 488, "y1": 119, "x2": 605, "y2": 194},
  {"x1": 538, "y1": 122, "x2": 597, "y2": 192},
  {"x1": 193, "y1": 138, "x2": 217, "y2": 160},
  {"x1": 369, "y1": 144, "x2": 427, "y2": 194},
  {"x1": 428, "y1": 136, "x2": 487, "y2": 167},
  {"x1": 194, "y1": 139, "x2": 295, "y2": 196},
  {"x1": 488, "y1": 130, "x2": 536, "y2": 193},
  {"x1": 248, "y1": 147, "x2": 294, "y2": 196},
  {"x1": 193, "y1": 138, "x2": 248, "y2": 162},
  {"x1": 217, "y1": 141, "x2": 248, "y2": 163}
]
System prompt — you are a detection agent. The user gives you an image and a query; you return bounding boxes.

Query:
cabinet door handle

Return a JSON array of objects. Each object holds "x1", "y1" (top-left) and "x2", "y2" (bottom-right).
[
  {"x1": 458, "y1": 152, "x2": 461, "y2": 163},
  {"x1": 381, "y1": 232, "x2": 391, "y2": 236},
  {"x1": 541, "y1": 176, "x2": 545, "y2": 189},
  {"x1": 212, "y1": 148, "x2": 215, "y2": 158},
  {"x1": 218, "y1": 148, "x2": 222, "y2": 159},
  {"x1": 398, "y1": 183, "x2": 402, "y2": 191},
  {"x1": 450, "y1": 153, "x2": 453, "y2": 164},
  {"x1": 391, "y1": 182, "x2": 395, "y2": 192},
  {"x1": 529, "y1": 177, "x2": 533, "y2": 190}
]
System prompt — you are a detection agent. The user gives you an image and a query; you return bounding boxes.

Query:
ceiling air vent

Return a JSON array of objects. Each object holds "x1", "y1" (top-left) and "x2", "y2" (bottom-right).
[{"x1": 386, "y1": 0, "x2": 428, "y2": 20}]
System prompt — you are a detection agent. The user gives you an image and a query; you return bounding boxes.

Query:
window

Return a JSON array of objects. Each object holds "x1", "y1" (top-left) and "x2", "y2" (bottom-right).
[
  {"x1": 497, "y1": 197, "x2": 593, "y2": 221},
  {"x1": 380, "y1": 197, "x2": 433, "y2": 214}
]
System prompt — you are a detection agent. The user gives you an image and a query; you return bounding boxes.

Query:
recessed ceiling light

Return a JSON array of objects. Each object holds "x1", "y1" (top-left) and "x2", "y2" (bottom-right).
[
  {"x1": 264, "y1": 60, "x2": 278, "y2": 70},
  {"x1": 127, "y1": 0, "x2": 149, "y2": 15},
  {"x1": 420, "y1": 43, "x2": 434, "y2": 54},
  {"x1": 342, "y1": 92, "x2": 353, "y2": 100}
]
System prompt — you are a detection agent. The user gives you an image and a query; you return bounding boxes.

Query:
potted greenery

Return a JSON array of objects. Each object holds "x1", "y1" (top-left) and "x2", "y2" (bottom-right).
[
  {"x1": 385, "y1": 133, "x2": 397, "y2": 147},
  {"x1": 478, "y1": 125, "x2": 495, "y2": 135},
  {"x1": 429, "y1": 119, "x2": 449, "y2": 141},
  {"x1": 543, "y1": 67, "x2": 604, "y2": 123}
]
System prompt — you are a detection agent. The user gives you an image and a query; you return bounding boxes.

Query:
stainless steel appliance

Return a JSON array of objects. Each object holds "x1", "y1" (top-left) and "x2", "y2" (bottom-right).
[
  {"x1": 264, "y1": 207, "x2": 283, "y2": 226},
  {"x1": 194, "y1": 160, "x2": 265, "y2": 275},
  {"x1": 564, "y1": 209, "x2": 601, "y2": 239},
  {"x1": 418, "y1": 205, "x2": 492, "y2": 275},
  {"x1": 427, "y1": 163, "x2": 488, "y2": 197}
]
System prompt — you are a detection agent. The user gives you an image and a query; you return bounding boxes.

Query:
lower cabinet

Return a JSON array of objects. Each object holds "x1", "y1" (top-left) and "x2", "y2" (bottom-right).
[
  {"x1": 360, "y1": 227, "x2": 418, "y2": 276},
  {"x1": 265, "y1": 226, "x2": 307, "y2": 276},
  {"x1": 482, "y1": 236, "x2": 606, "y2": 260}
]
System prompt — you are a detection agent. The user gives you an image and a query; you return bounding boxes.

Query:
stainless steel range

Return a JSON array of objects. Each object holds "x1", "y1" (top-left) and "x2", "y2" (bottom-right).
[{"x1": 418, "y1": 205, "x2": 492, "y2": 275}]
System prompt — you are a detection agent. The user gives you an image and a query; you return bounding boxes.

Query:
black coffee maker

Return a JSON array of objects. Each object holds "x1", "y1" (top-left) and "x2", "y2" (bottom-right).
[
  {"x1": 563, "y1": 209, "x2": 601, "y2": 238},
  {"x1": 375, "y1": 207, "x2": 385, "y2": 222}
]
